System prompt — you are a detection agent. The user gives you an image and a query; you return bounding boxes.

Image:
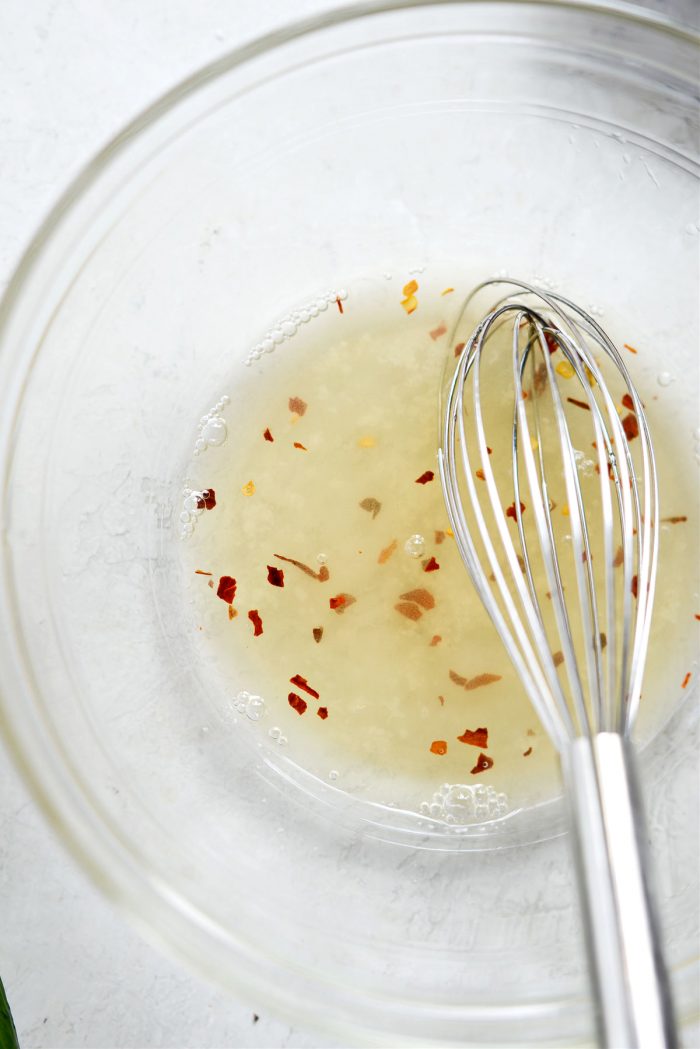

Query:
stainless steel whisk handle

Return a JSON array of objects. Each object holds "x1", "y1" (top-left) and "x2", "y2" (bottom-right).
[{"x1": 562, "y1": 734, "x2": 677, "y2": 1049}]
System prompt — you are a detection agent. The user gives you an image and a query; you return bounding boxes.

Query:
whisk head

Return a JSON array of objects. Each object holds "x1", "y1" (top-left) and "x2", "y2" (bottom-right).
[{"x1": 438, "y1": 279, "x2": 658, "y2": 751}]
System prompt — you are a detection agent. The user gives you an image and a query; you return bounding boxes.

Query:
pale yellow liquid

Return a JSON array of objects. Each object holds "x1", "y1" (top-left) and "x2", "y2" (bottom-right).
[{"x1": 180, "y1": 275, "x2": 696, "y2": 827}]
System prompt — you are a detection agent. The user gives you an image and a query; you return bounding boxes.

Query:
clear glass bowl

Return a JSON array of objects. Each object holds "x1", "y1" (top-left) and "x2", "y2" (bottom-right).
[{"x1": 0, "y1": 3, "x2": 698, "y2": 1045}]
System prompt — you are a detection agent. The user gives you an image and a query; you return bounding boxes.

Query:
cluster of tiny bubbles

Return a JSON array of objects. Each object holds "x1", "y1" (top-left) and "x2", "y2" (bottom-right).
[
  {"x1": 574, "y1": 448, "x2": 597, "y2": 477},
  {"x1": 656, "y1": 372, "x2": 673, "y2": 387},
  {"x1": 193, "y1": 394, "x2": 229, "y2": 455},
  {"x1": 587, "y1": 303, "x2": 604, "y2": 318},
  {"x1": 404, "y1": 533, "x2": 426, "y2": 558},
  {"x1": 316, "y1": 552, "x2": 328, "y2": 565},
  {"x1": 268, "y1": 726, "x2": 288, "y2": 747},
  {"x1": 179, "y1": 486, "x2": 202, "y2": 539},
  {"x1": 419, "y1": 782, "x2": 509, "y2": 826},
  {"x1": 234, "y1": 690, "x2": 266, "y2": 721},
  {"x1": 244, "y1": 288, "x2": 348, "y2": 367}
]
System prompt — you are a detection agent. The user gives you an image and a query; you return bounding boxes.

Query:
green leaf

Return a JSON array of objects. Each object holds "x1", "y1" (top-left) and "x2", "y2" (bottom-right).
[{"x1": 0, "y1": 977, "x2": 19, "y2": 1049}]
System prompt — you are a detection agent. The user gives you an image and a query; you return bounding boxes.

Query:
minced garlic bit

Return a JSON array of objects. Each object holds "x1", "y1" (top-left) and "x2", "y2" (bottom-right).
[
  {"x1": 242, "y1": 480, "x2": 256, "y2": 496},
  {"x1": 441, "y1": 287, "x2": 454, "y2": 296},
  {"x1": 555, "y1": 360, "x2": 575, "y2": 379}
]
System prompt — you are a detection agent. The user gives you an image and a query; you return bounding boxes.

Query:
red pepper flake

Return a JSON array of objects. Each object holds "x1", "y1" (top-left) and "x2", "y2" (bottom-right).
[
  {"x1": 317, "y1": 706, "x2": 329, "y2": 719},
  {"x1": 613, "y1": 545, "x2": 624, "y2": 568},
  {"x1": 217, "y1": 576, "x2": 237, "y2": 604},
  {"x1": 622, "y1": 413, "x2": 639, "y2": 441},
  {"x1": 274, "y1": 553, "x2": 329, "y2": 582},
  {"x1": 415, "y1": 470, "x2": 435, "y2": 485},
  {"x1": 263, "y1": 427, "x2": 274, "y2": 442},
  {"x1": 399, "y1": 588, "x2": 435, "y2": 609},
  {"x1": 195, "y1": 569, "x2": 213, "y2": 576},
  {"x1": 288, "y1": 692, "x2": 307, "y2": 715},
  {"x1": 681, "y1": 671, "x2": 692, "y2": 689},
  {"x1": 438, "y1": 694, "x2": 445, "y2": 706},
  {"x1": 423, "y1": 556, "x2": 440, "y2": 573},
  {"x1": 290, "y1": 674, "x2": 320, "y2": 699},
  {"x1": 330, "y1": 592, "x2": 356, "y2": 613},
  {"x1": 464, "y1": 673, "x2": 502, "y2": 691},
  {"x1": 600, "y1": 632, "x2": 607, "y2": 650},
  {"x1": 523, "y1": 746, "x2": 533, "y2": 757},
  {"x1": 631, "y1": 574, "x2": 638, "y2": 599},
  {"x1": 567, "y1": 397, "x2": 590, "y2": 411},
  {"x1": 289, "y1": 396, "x2": 308, "y2": 416},
  {"x1": 621, "y1": 393, "x2": 635, "y2": 411},
  {"x1": 378, "y1": 538, "x2": 398, "y2": 564},
  {"x1": 429, "y1": 323, "x2": 447, "y2": 341},
  {"x1": 506, "y1": 501, "x2": 526, "y2": 521},
  {"x1": 313, "y1": 626, "x2": 324, "y2": 642},
  {"x1": 553, "y1": 650, "x2": 564, "y2": 667},
  {"x1": 470, "y1": 752, "x2": 494, "y2": 775},
  {"x1": 544, "y1": 331, "x2": 559, "y2": 354},
  {"x1": 429, "y1": 634, "x2": 442, "y2": 647},
  {"x1": 208, "y1": 579, "x2": 214, "y2": 588},
  {"x1": 457, "y1": 726, "x2": 488, "y2": 748},
  {"x1": 267, "y1": 565, "x2": 285, "y2": 587},
  {"x1": 293, "y1": 441, "x2": 308, "y2": 451},
  {"x1": 228, "y1": 605, "x2": 238, "y2": 621},
  {"x1": 335, "y1": 296, "x2": 344, "y2": 314},
  {"x1": 624, "y1": 343, "x2": 638, "y2": 354},
  {"x1": 454, "y1": 342, "x2": 465, "y2": 358},
  {"x1": 694, "y1": 614, "x2": 700, "y2": 621},
  {"x1": 359, "y1": 497, "x2": 381, "y2": 519},
  {"x1": 661, "y1": 516, "x2": 688, "y2": 524},
  {"x1": 430, "y1": 740, "x2": 448, "y2": 756},
  {"x1": 434, "y1": 530, "x2": 446, "y2": 545},
  {"x1": 195, "y1": 488, "x2": 217, "y2": 510},
  {"x1": 248, "y1": 609, "x2": 263, "y2": 636},
  {"x1": 450, "y1": 669, "x2": 468, "y2": 687},
  {"x1": 395, "y1": 602, "x2": 422, "y2": 621}
]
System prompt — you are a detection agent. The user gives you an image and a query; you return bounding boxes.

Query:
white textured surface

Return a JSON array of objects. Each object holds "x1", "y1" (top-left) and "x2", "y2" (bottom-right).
[{"x1": 0, "y1": 2, "x2": 697, "y2": 1048}]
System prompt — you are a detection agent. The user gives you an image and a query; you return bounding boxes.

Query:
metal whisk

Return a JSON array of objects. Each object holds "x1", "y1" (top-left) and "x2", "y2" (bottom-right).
[{"x1": 438, "y1": 279, "x2": 676, "y2": 1049}]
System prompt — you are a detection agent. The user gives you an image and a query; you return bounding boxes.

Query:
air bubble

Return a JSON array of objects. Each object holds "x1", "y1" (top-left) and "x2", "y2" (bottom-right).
[
  {"x1": 269, "y1": 726, "x2": 281, "y2": 740},
  {"x1": 317, "y1": 553, "x2": 328, "y2": 565},
  {"x1": 278, "y1": 735, "x2": 288, "y2": 747},
  {"x1": 404, "y1": 533, "x2": 426, "y2": 558},
  {"x1": 329, "y1": 770, "x2": 339, "y2": 781},
  {"x1": 262, "y1": 338, "x2": 274, "y2": 353},
  {"x1": 337, "y1": 288, "x2": 348, "y2": 301},
  {"x1": 179, "y1": 511, "x2": 191, "y2": 524},
  {"x1": 194, "y1": 438, "x2": 206, "y2": 452},
  {"x1": 202, "y1": 418, "x2": 227, "y2": 446},
  {"x1": 281, "y1": 320, "x2": 296, "y2": 337},
  {"x1": 657, "y1": 372, "x2": 673, "y2": 387},
  {"x1": 317, "y1": 299, "x2": 328, "y2": 311},
  {"x1": 246, "y1": 695, "x2": 266, "y2": 721},
  {"x1": 272, "y1": 329, "x2": 284, "y2": 344}
]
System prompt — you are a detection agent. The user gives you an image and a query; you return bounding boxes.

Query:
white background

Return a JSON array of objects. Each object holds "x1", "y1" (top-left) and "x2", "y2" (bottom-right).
[{"x1": 0, "y1": 2, "x2": 696, "y2": 1047}]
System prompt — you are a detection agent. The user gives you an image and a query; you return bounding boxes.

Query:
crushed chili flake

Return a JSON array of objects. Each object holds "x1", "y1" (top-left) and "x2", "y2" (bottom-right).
[
  {"x1": 475, "y1": 468, "x2": 486, "y2": 481},
  {"x1": 359, "y1": 497, "x2": 381, "y2": 519},
  {"x1": 506, "y1": 500, "x2": 526, "y2": 521},
  {"x1": 288, "y1": 692, "x2": 307, "y2": 715},
  {"x1": 621, "y1": 393, "x2": 635, "y2": 411},
  {"x1": 464, "y1": 673, "x2": 502, "y2": 691},
  {"x1": 415, "y1": 470, "x2": 435, "y2": 485},
  {"x1": 445, "y1": 527, "x2": 454, "y2": 537},
  {"x1": 423, "y1": 556, "x2": 440, "y2": 573},
  {"x1": 600, "y1": 632, "x2": 607, "y2": 650},
  {"x1": 378, "y1": 538, "x2": 398, "y2": 564},
  {"x1": 681, "y1": 671, "x2": 692, "y2": 689},
  {"x1": 457, "y1": 727, "x2": 488, "y2": 748},
  {"x1": 567, "y1": 397, "x2": 590, "y2": 411},
  {"x1": 438, "y1": 694, "x2": 445, "y2": 706},
  {"x1": 487, "y1": 446, "x2": 493, "y2": 455},
  {"x1": 523, "y1": 746, "x2": 533, "y2": 757},
  {"x1": 335, "y1": 296, "x2": 344, "y2": 314},
  {"x1": 395, "y1": 602, "x2": 422, "y2": 621},
  {"x1": 434, "y1": 530, "x2": 446, "y2": 545},
  {"x1": 623, "y1": 343, "x2": 638, "y2": 354},
  {"x1": 290, "y1": 674, "x2": 320, "y2": 699},
  {"x1": 661, "y1": 515, "x2": 688, "y2": 524},
  {"x1": 553, "y1": 651, "x2": 564, "y2": 667},
  {"x1": 430, "y1": 634, "x2": 442, "y2": 646},
  {"x1": 622, "y1": 413, "x2": 639, "y2": 441},
  {"x1": 289, "y1": 396, "x2": 308, "y2": 416},
  {"x1": 267, "y1": 565, "x2": 285, "y2": 587},
  {"x1": 195, "y1": 569, "x2": 213, "y2": 576},
  {"x1": 430, "y1": 323, "x2": 447, "y2": 341},
  {"x1": 400, "y1": 588, "x2": 435, "y2": 609},
  {"x1": 293, "y1": 441, "x2": 308, "y2": 450},
  {"x1": 441, "y1": 287, "x2": 454, "y2": 296},
  {"x1": 527, "y1": 728, "x2": 536, "y2": 737},
  {"x1": 196, "y1": 489, "x2": 216, "y2": 510},
  {"x1": 470, "y1": 752, "x2": 494, "y2": 775},
  {"x1": 208, "y1": 579, "x2": 214, "y2": 588},
  {"x1": 330, "y1": 592, "x2": 356, "y2": 613},
  {"x1": 449, "y1": 669, "x2": 468, "y2": 687},
  {"x1": 317, "y1": 706, "x2": 329, "y2": 719},
  {"x1": 248, "y1": 609, "x2": 263, "y2": 635},
  {"x1": 430, "y1": 740, "x2": 448, "y2": 756},
  {"x1": 313, "y1": 626, "x2": 324, "y2": 642},
  {"x1": 454, "y1": 342, "x2": 465, "y2": 357},
  {"x1": 631, "y1": 574, "x2": 638, "y2": 599},
  {"x1": 274, "y1": 553, "x2": 329, "y2": 582},
  {"x1": 544, "y1": 331, "x2": 559, "y2": 355},
  {"x1": 613, "y1": 545, "x2": 624, "y2": 568},
  {"x1": 556, "y1": 359, "x2": 575, "y2": 379},
  {"x1": 242, "y1": 480, "x2": 256, "y2": 496},
  {"x1": 228, "y1": 605, "x2": 237, "y2": 621},
  {"x1": 263, "y1": 427, "x2": 274, "y2": 442},
  {"x1": 401, "y1": 280, "x2": 418, "y2": 314},
  {"x1": 217, "y1": 576, "x2": 237, "y2": 604}
]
